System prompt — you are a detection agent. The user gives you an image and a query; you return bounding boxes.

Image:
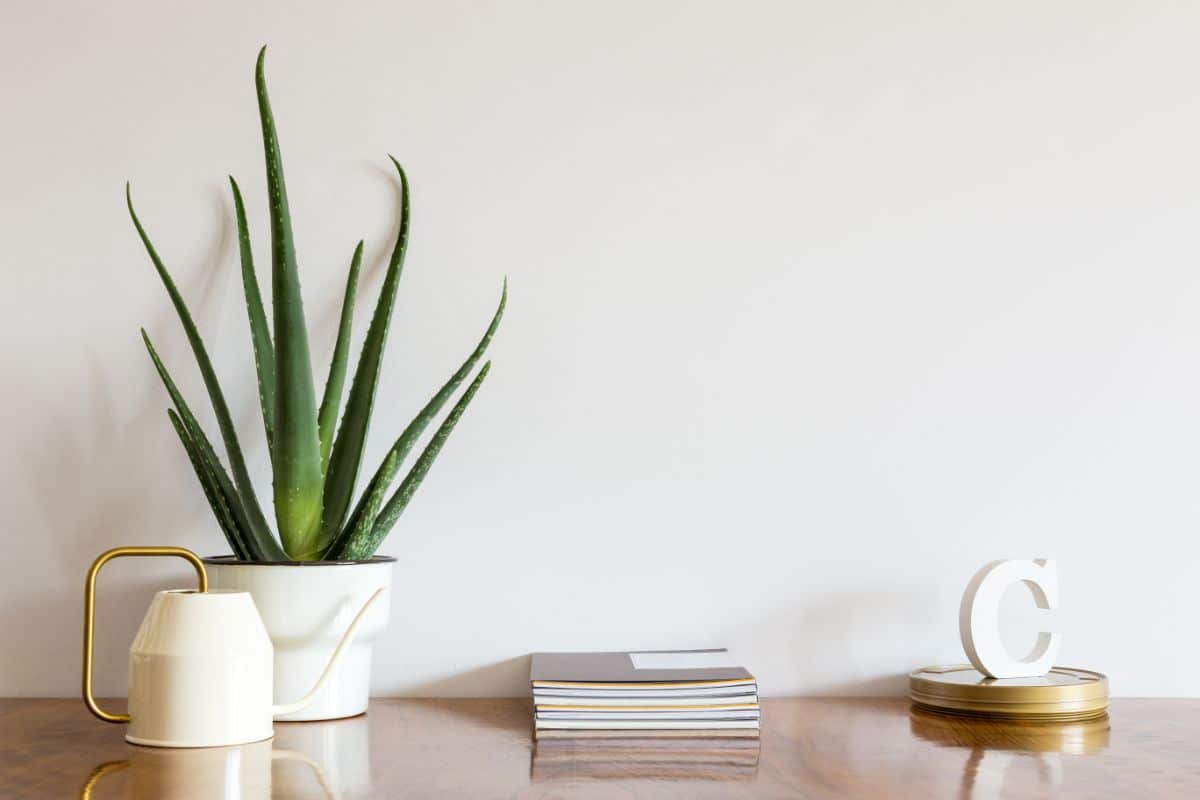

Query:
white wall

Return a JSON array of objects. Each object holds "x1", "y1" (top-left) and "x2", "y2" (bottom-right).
[{"x1": 2, "y1": 0, "x2": 1198, "y2": 698}]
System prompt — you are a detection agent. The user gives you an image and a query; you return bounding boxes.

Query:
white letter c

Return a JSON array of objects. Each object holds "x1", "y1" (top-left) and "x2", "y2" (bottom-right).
[{"x1": 959, "y1": 559, "x2": 1060, "y2": 679}]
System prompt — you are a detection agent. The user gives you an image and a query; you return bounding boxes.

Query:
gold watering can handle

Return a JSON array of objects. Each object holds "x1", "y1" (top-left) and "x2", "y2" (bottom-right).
[{"x1": 81, "y1": 546, "x2": 208, "y2": 723}]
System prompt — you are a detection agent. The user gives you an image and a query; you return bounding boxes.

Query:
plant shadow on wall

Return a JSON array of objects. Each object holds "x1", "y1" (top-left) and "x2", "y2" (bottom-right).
[
  {"x1": 6, "y1": 180, "x2": 400, "y2": 694},
  {"x1": 9, "y1": 194, "x2": 238, "y2": 693}
]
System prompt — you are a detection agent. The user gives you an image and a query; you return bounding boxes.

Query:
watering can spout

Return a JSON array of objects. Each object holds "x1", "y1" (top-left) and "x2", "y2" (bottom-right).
[{"x1": 271, "y1": 588, "x2": 385, "y2": 717}]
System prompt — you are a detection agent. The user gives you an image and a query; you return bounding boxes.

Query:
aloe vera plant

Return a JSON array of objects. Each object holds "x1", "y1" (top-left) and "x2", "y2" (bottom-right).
[{"x1": 129, "y1": 48, "x2": 504, "y2": 561}]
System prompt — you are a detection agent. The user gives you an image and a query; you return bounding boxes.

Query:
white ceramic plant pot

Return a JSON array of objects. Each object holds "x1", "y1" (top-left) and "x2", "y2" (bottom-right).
[{"x1": 204, "y1": 555, "x2": 395, "y2": 722}]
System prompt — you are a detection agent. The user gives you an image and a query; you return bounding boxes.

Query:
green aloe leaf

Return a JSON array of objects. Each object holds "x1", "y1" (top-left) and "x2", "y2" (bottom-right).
[
  {"x1": 142, "y1": 331, "x2": 288, "y2": 561},
  {"x1": 318, "y1": 241, "x2": 364, "y2": 473},
  {"x1": 329, "y1": 361, "x2": 492, "y2": 560},
  {"x1": 320, "y1": 157, "x2": 411, "y2": 546},
  {"x1": 336, "y1": 452, "x2": 400, "y2": 561},
  {"x1": 127, "y1": 186, "x2": 280, "y2": 558},
  {"x1": 166, "y1": 409, "x2": 250, "y2": 560},
  {"x1": 326, "y1": 279, "x2": 505, "y2": 556},
  {"x1": 230, "y1": 176, "x2": 276, "y2": 454},
  {"x1": 256, "y1": 47, "x2": 324, "y2": 558}
]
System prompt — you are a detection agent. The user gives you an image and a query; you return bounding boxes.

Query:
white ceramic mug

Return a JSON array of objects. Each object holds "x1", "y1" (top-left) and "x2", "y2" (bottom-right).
[{"x1": 82, "y1": 547, "x2": 380, "y2": 748}]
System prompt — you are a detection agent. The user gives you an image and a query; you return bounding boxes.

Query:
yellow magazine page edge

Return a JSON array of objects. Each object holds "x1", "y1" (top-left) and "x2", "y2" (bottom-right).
[
  {"x1": 536, "y1": 703, "x2": 760, "y2": 712},
  {"x1": 532, "y1": 678, "x2": 756, "y2": 689}
]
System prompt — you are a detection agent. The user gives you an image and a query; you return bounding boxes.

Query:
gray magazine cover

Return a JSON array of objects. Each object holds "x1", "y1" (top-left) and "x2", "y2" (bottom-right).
[{"x1": 530, "y1": 649, "x2": 753, "y2": 683}]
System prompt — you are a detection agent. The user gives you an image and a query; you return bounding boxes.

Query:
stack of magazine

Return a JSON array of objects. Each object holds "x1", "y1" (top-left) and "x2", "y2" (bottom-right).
[{"x1": 529, "y1": 649, "x2": 759, "y2": 738}]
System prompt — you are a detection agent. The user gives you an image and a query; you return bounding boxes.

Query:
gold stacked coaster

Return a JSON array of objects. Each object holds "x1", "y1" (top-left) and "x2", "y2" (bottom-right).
[{"x1": 909, "y1": 665, "x2": 1108, "y2": 722}]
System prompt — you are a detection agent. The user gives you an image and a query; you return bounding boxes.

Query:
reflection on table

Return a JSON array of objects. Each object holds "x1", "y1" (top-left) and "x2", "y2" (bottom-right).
[
  {"x1": 2, "y1": 698, "x2": 1193, "y2": 799},
  {"x1": 909, "y1": 708, "x2": 1111, "y2": 799},
  {"x1": 910, "y1": 708, "x2": 1111, "y2": 755},
  {"x1": 531, "y1": 733, "x2": 761, "y2": 782},
  {"x1": 80, "y1": 713, "x2": 370, "y2": 800}
]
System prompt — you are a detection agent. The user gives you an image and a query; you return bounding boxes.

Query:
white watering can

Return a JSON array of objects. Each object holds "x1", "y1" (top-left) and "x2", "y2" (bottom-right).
[{"x1": 82, "y1": 546, "x2": 381, "y2": 748}]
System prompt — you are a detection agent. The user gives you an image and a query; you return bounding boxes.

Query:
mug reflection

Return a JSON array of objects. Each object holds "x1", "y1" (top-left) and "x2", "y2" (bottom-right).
[{"x1": 80, "y1": 713, "x2": 371, "y2": 800}]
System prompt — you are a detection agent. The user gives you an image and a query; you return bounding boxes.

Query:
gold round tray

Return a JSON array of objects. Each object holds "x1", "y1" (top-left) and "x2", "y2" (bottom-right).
[{"x1": 909, "y1": 665, "x2": 1108, "y2": 722}]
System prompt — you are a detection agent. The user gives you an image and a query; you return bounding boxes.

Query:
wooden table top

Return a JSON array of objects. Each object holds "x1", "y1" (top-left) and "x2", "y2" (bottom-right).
[{"x1": 2, "y1": 697, "x2": 1197, "y2": 799}]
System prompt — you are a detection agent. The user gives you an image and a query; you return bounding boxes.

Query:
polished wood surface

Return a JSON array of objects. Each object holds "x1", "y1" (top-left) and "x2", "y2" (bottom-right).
[{"x1": 1, "y1": 697, "x2": 1197, "y2": 798}]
